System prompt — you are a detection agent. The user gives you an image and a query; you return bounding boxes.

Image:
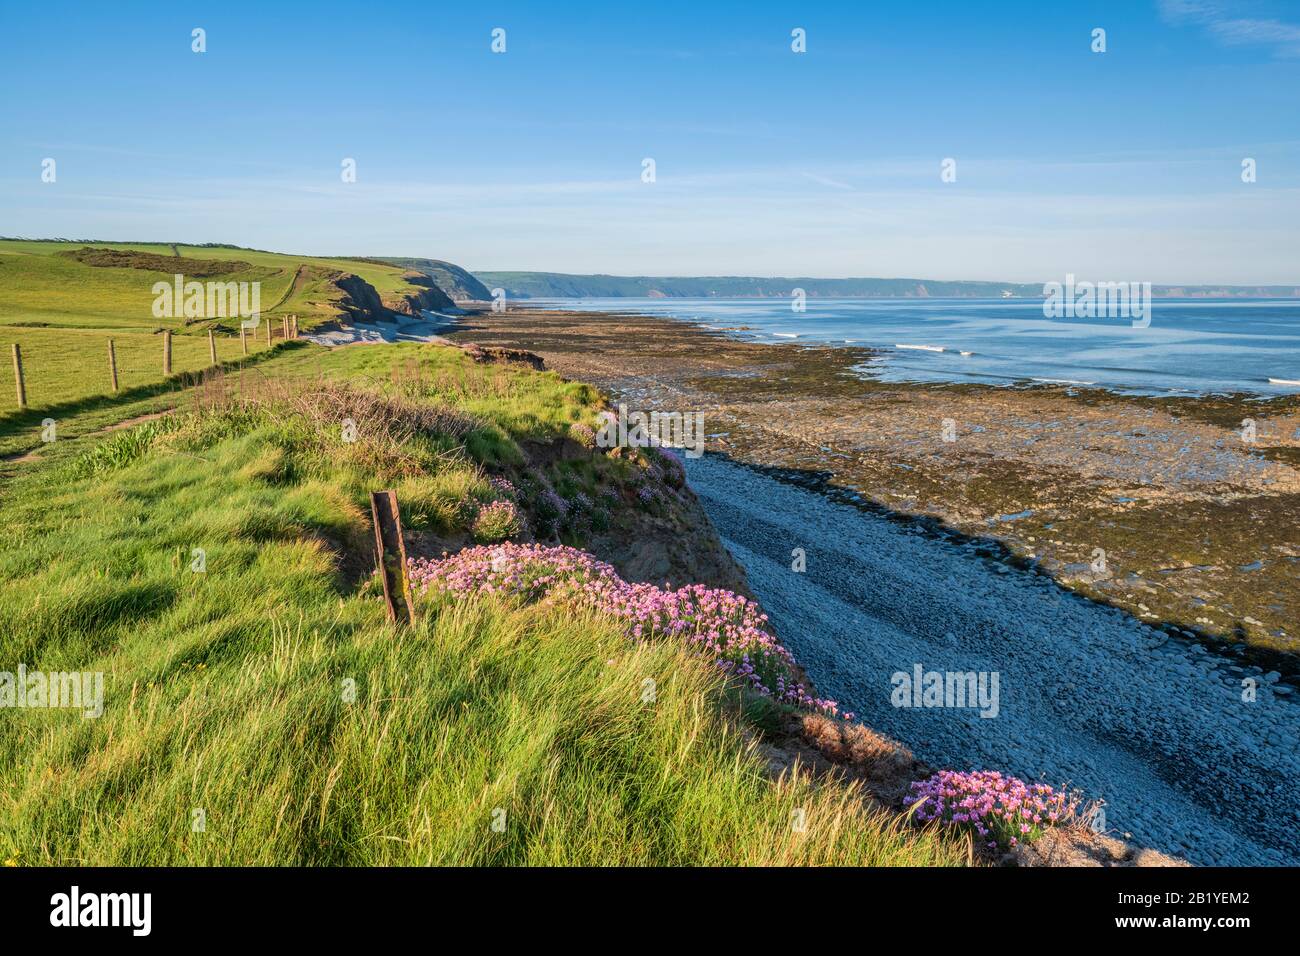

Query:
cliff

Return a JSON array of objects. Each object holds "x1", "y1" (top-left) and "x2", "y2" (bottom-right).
[
  {"x1": 329, "y1": 272, "x2": 393, "y2": 322},
  {"x1": 328, "y1": 270, "x2": 457, "y2": 324},
  {"x1": 384, "y1": 272, "x2": 457, "y2": 316},
  {"x1": 381, "y1": 257, "x2": 494, "y2": 301}
]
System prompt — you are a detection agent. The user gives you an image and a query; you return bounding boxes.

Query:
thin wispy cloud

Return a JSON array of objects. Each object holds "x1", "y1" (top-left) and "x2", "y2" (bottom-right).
[
  {"x1": 1159, "y1": 0, "x2": 1300, "y2": 56},
  {"x1": 801, "y1": 172, "x2": 855, "y2": 191}
]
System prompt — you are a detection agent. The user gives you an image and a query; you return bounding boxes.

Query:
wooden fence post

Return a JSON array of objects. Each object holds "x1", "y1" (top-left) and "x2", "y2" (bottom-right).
[
  {"x1": 108, "y1": 339, "x2": 119, "y2": 392},
  {"x1": 240, "y1": 325, "x2": 248, "y2": 355},
  {"x1": 12, "y1": 343, "x2": 26, "y2": 409},
  {"x1": 265, "y1": 320, "x2": 272, "y2": 348},
  {"x1": 163, "y1": 330, "x2": 172, "y2": 376},
  {"x1": 208, "y1": 329, "x2": 217, "y2": 365},
  {"x1": 370, "y1": 490, "x2": 415, "y2": 626}
]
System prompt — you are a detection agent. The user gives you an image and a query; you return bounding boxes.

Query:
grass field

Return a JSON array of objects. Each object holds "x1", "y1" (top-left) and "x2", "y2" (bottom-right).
[
  {"x1": 0, "y1": 238, "x2": 439, "y2": 418},
  {"x1": 0, "y1": 239, "x2": 417, "y2": 331},
  {"x1": 0, "y1": 342, "x2": 967, "y2": 866},
  {"x1": 0, "y1": 325, "x2": 283, "y2": 411}
]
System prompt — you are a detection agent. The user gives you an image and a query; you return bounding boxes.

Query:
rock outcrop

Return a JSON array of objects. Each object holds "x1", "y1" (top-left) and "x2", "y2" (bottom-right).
[
  {"x1": 330, "y1": 272, "x2": 393, "y2": 322},
  {"x1": 385, "y1": 272, "x2": 457, "y2": 316},
  {"x1": 461, "y1": 344, "x2": 545, "y2": 370}
]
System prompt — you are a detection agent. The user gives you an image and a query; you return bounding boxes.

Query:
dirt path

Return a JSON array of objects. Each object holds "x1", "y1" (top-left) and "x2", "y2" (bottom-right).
[{"x1": 1, "y1": 410, "x2": 173, "y2": 466}]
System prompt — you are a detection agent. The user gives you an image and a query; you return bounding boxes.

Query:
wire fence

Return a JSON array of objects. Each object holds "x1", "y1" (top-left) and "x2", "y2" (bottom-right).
[{"x1": 1, "y1": 316, "x2": 302, "y2": 413}]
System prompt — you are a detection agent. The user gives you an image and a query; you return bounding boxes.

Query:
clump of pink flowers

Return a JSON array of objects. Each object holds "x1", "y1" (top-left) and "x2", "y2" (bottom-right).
[
  {"x1": 488, "y1": 475, "x2": 517, "y2": 499},
  {"x1": 569, "y1": 422, "x2": 597, "y2": 448},
  {"x1": 904, "y1": 770, "x2": 1080, "y2": 851},
  {"x1": 471, "y1": 500, "x2": 521, "y2": 543},
  {"x1": 407, "y1": 542, "x2": 844, "y2": 717}
]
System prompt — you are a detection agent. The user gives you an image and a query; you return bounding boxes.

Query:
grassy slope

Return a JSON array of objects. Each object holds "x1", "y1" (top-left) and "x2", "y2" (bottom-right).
[
  {"x1": 0, "y1": 239, "x2": 414, "y2": 328},
  {"x1": 0, "y1": 240, "x2": 431, "y2": 412},
  {"x1": 0, "y1": 343, "x2": 965, "y2": 866}
]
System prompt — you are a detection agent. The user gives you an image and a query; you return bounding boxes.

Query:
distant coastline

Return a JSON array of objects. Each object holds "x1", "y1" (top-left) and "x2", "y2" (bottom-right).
[
  {"x1": 476, "y1": 270, "x2": 1300, "y2": 301},
  {"x1": 517, "y1": 296, "x2": 1300, "y2": 398}
]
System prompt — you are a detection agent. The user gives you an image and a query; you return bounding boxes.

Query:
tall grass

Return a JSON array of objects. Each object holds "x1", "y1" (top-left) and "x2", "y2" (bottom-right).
[
  {"x1": 1, "y1": 593, "x2": 966, "y2": 865},
  {"x1": 0, "y1": 344, "x2": 968, "y2": 866}
]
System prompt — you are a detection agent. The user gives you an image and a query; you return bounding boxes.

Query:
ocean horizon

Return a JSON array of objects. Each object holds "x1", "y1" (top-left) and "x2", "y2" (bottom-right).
[{"x1": 533, "y1": 297, "x2": 1300, "y2": 397}]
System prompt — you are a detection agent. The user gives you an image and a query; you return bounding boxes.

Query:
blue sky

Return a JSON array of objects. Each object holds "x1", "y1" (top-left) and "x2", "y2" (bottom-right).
[{"x1": 2, "y1": 0, "x2": 1298, "y2": 282}]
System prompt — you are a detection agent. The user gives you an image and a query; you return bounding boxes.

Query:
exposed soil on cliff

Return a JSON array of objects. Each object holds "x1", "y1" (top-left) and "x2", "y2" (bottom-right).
[{"x1": 384, "y1": 272, "x2": 457, "y2": 316}]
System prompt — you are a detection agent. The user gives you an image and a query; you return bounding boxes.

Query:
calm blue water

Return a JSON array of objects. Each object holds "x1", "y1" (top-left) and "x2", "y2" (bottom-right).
[{"x1": 533, "y1": 297, "x2": 1300, "y2": 397}]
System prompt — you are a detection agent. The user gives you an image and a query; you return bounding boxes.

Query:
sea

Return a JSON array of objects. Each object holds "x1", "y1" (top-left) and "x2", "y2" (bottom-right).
[{"x1": 531, "y1": 297, "x2": 1300, "y2": 397}]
